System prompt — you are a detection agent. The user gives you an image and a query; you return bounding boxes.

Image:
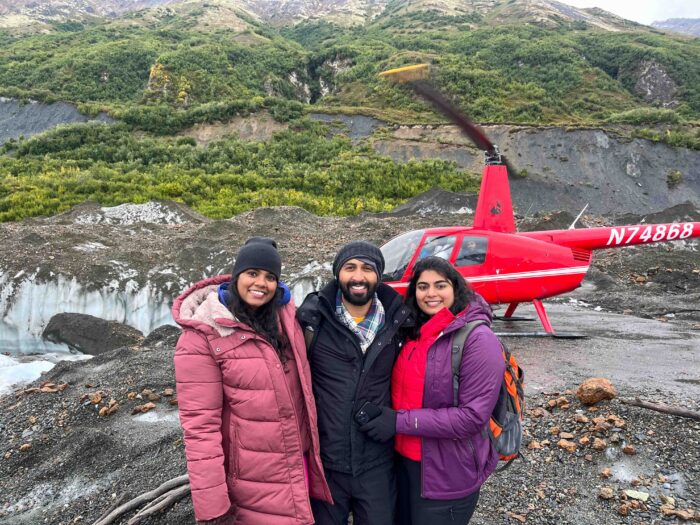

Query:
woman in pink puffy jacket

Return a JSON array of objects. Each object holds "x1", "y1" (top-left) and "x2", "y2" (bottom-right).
[{"x1": 172, "y1": 237, "x2": 332, "y2": 524}]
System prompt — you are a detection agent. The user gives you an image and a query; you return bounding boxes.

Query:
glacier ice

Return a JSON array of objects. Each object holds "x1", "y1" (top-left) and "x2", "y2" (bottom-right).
[{"x1": 0, "y1": 272, "x2": 174, "y2": 355}]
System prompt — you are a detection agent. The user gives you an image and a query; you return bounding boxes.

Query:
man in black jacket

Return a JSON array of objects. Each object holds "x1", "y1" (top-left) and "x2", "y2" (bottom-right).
[{"x1": 297, "y1": 241, "x2": 412, "y2": 525}]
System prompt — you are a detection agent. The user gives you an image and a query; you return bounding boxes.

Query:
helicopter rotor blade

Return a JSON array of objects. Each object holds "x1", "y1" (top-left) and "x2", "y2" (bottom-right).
[
  {"x1": 379, "y1": 64, "x2": 516, "y2": 169},
  {"x1": 410, "y1": 80, "x2": 495, "y2": 153}
]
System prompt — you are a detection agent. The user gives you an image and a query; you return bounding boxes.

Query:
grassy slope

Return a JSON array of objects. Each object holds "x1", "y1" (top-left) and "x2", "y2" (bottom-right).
[{"x1": 0, "y1": 6, "x2": 698, "y2": 221}]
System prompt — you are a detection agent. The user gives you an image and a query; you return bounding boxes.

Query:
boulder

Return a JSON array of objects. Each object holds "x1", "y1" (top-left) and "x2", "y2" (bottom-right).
[
  {"x1": 576, "y1": 378, "x2": 617, "y2": 405},
  {"x1": 42, "y1": 313, "x2": 144, "y2": 355},
  {"x1": 633, "y1": 60, "x2": 679, "y2": 108}
]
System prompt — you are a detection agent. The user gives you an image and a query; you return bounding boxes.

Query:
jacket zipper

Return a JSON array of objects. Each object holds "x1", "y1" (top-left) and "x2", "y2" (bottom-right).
[
  {"x1": 420, "y1": 437, "x2": 425, "y2": 498},
  {"x1": 467, "y1": 437, "x2": 481, "y2": 480},
  {"x1": 276, "y1": 348, "x2": 310, "y2": 514},
  {"x1": 317, "y1": 291, "x2": 409, "y2": 472}
]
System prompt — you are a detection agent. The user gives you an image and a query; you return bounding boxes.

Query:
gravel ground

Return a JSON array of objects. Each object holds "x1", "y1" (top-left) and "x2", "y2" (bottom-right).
[
  {"x1": 473, "y1": 393, "x2": 700, "y2": 525},
  {"x1": 0, "y1": 196, "x2": 698, "y2": 524},
  {"x1": 1, "y1": 325, "x2": 698, "y2": 525}
]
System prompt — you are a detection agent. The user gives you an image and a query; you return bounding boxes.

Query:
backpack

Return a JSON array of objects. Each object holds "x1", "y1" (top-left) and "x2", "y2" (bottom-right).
[{"x1": 451, "y1": 320, "x2": 524, "y2": 470}]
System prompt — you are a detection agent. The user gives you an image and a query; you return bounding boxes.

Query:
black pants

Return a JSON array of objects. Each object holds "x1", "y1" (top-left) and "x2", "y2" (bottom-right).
[
  {"x1": 311, "y1": 462, "x2": 396, "y2": 525},
  {"x1": 397, "y1": 456, "x2": 480, "y2": 525}
]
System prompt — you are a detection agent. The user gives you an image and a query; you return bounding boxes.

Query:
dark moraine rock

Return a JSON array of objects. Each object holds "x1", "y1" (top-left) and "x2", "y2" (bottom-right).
[{"x1": 42, "y1": 312, "x2": 144, "y2": 355}]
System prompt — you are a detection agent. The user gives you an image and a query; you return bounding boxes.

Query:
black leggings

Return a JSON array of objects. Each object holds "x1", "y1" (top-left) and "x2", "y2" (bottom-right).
[{"x1": 397, "y1": 456, "x2": 480, "y2": 525}]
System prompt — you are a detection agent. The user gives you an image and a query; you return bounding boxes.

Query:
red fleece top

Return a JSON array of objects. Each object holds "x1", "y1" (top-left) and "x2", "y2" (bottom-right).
[{"x1": 392, "y1": 307, "x2": 456, "y2": 460}]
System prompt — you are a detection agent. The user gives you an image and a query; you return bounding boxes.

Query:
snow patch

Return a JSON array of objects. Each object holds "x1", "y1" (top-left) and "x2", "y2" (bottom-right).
[
  {"x1": 1, "y1": 475, "x2": 111, "y2": 518},
  {"x1": 133, "y1": 410, "x2": 180, "y2": 424},
  {"x1": 0, "y1": 354, "x2": 53, "y2": 396},
  {"x1": 0, "y1": 352, "x2": 91, "y2": 396},
  {"x1": 73, "y1": 241, "x2": 107, "y2": 253},
  {"x1": 74, "y1": 202, "x2": 188, "y2": 225}
]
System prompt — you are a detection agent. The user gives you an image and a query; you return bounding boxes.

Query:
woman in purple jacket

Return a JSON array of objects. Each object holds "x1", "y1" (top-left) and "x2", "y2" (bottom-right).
[{"x1": 362, "y1": 256, "x2": 505, "y2": 524}]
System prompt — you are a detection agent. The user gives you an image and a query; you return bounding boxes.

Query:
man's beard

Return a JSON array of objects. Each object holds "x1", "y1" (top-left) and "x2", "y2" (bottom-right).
[{"x1": 339, "y1": 279, "x2": 378, "y2": 307}]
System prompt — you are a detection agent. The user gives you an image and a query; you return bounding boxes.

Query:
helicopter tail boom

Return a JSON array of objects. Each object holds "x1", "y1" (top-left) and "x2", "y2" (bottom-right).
[{"x1": 521, "y1": 222, "x2": 700, "y2": 251}]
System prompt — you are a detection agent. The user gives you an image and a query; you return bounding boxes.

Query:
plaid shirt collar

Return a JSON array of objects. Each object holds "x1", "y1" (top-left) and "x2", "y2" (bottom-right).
[{"x1": 335, "y1": 290, "x2": 385, "y2": 353}]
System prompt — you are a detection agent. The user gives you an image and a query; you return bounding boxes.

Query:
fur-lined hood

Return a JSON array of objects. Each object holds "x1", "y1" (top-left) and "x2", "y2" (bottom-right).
[{"x1": 172, "y1": 274, "x2": 293, "y2": 338}]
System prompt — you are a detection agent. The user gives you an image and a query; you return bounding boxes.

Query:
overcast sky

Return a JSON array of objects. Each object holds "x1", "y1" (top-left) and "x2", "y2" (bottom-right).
[{"x1": 560, "y1": 0, "x2": 700, "y2": 25}]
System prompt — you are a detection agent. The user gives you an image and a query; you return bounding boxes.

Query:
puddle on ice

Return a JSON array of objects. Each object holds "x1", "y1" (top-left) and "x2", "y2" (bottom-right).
[
  {"x1": 608, "y1": 458, "x2": 646, "y2": 482},
  {"x1": 605, "y1": 450, "x2": 689, "y2": 499}
]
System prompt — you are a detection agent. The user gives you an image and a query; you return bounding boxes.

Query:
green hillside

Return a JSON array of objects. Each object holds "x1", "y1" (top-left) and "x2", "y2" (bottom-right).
[
  {"x1": 0, "y1": 2, "x2": 698, "y2": 221},
  {"x1": 284, "y1": 14, "x2": 700, "y2": 124},
  {"x1": 0, "y1": 6, "x2": 698, "y2": 124},
  {"x1": 0, "y1": 120, "x2": 473, "y2": 221}
]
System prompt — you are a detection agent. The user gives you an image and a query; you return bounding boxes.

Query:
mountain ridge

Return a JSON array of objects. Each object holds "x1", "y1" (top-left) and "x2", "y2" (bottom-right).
[
  {"x1": 0, "y1": 0, "x2": 647, "y2": 30},
  {"x1": 652, "y1": 18, "x2": 700, "y2": 38}
]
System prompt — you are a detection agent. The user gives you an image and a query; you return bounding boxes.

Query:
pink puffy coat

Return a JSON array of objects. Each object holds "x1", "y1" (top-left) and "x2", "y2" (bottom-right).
[{"x1": 172, "y1": 275, "x2": 332, "y2": 524}]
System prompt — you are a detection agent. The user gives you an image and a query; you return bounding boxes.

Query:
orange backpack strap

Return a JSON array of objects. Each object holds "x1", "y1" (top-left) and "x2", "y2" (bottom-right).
[{"x1": 450, "y1": 320, "x2": 488, "y2": 406}]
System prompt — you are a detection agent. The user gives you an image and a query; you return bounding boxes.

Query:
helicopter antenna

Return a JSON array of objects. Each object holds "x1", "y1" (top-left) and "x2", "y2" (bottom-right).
[
  {"x1": 568, "y1": 203, "x2": 589, "y2": 230},
  {"x1": 378, "y1": 64, "x2": 517, "y2": 173}
]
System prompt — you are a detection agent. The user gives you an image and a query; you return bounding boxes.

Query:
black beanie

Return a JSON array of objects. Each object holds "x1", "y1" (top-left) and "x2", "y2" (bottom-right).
[
  {"x1": 232, "y1": 237, "x2": 281, "y2": 279},
  {"x1": 332, "y1": 241, "x2": 385, "y2": 280}
]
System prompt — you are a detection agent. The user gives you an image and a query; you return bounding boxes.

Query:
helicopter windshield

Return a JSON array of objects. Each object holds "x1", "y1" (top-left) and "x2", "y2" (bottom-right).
[
  {"x1": 417, "y1": 235, "x2": 457, "y2": 261},
  {"x1": 381, "y1": 230, "x2": 424, "y2": 282}
]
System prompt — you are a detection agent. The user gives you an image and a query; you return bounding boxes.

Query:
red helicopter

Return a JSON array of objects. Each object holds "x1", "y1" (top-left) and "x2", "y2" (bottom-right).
[{"x1": 377, "y1": 65, "x2": 700, "y2": 337}]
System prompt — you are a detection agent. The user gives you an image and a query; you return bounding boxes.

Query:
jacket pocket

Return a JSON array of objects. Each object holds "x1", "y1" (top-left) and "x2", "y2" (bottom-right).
[{"x1": 228, "y1": 423, "x2": 240, "y2": 481}]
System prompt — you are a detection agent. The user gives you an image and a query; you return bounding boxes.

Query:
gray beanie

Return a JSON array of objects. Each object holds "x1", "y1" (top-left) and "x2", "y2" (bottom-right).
[
  {"x1": 232, "y1": 237, "x2": 281, "y2": 279},
  {"x1": 332, "y1": 241, "x2": 385, "y2": 279}
]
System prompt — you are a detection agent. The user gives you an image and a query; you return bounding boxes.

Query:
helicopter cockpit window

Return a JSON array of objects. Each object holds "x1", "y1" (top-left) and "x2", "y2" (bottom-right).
[
  {"x1": 381, "y1": 229, "x2": 425, "y2": 282},
  {"x1": 455, "y1": 236, "x2": 487, "y2": 266},
  {"x1": 417, "y1": 235, "x2": 457, "y2": 262}
]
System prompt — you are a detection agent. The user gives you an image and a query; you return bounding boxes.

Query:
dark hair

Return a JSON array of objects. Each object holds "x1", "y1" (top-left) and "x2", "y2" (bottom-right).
[
  {"x1": 228, "y1": 275, "x2": 289, "y2": 365},
  {"x1": 405, "y1": 256, "x2": 475, "y2": 338}
]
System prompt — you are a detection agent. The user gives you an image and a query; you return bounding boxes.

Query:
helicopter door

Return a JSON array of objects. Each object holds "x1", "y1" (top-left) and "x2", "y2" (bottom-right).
[
  {"x1": 454, "y1": 236, "x2": 487, "y2": 267},
  {"x1": 453, "y1": 235, "x2": 494, "y2": 302}
]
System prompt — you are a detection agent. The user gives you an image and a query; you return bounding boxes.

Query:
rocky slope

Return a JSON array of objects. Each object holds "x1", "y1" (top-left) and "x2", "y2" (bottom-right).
[
  {"x1": 0, "y1": 197, "x2": 698, "y2": 524},
  {"x1": 0, "y1": 196, "x2": 698, "y2": 356},
  {"x1": 652, "y1": 18, "x2": 700, "y2": 38},
  {"x1": 0, "y1": 0, "x2": 642, "y2": 29},
  {"x1": 373, "y1": 123, "x2": 700, "y2": 215},
  {"x1": 0, "y1": 98, "x2": 112, "y2": 145}
]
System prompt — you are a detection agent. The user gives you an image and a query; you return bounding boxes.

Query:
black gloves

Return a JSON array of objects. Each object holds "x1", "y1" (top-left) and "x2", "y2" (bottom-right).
[{"x1": 359, "y1": 407, "x2": 396, "y2": 443}]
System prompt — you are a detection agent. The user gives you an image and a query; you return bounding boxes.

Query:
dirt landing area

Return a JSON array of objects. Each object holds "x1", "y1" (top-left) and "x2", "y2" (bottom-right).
[{"x1": 0, "y1": 305, "x2": 698, "y2": 525}]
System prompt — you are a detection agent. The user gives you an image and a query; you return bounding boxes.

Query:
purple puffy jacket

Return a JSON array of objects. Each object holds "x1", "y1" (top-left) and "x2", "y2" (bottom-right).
[{"x1": 395, "y1": 295, "x2": 505, "y2": 499}]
